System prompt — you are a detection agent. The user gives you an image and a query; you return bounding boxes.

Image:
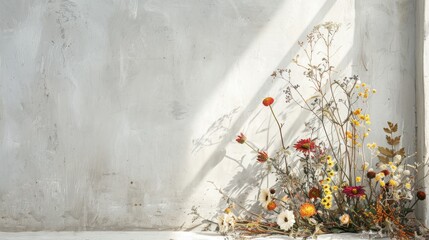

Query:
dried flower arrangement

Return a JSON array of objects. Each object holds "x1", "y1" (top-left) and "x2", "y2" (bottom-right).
[{"x1": 212, "y1": 22, "x2": 429, "y2": 239}]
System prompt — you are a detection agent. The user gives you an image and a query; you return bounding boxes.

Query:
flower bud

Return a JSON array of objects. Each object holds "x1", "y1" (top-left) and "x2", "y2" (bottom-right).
[
  {"x1": 257, "y1": 151, "x2": 268, "y2": 163},
  {"x1": 417, "y1": 191, "x2": 426, "y2": 200},
  {"x1": 367, "y1": 171, "x2": 376, "y2": 179},
  {"x1": 267, "y1": 201, "x2": 277, "y2": 211},
  {"x1": 262, "y1": 97, "x2": 274, "y2": 106},
  {"x1": 381, "y1": 169, "x2": 390, "y2": 176}
]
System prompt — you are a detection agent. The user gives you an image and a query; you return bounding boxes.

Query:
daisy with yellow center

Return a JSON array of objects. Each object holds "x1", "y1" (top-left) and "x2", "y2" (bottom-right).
[
  {"x1": 324, "y1": 202, "x2": 332, "y2": 209},
  {"x1": 325, "y1": 195, "x2": 332, "y2": 201}
]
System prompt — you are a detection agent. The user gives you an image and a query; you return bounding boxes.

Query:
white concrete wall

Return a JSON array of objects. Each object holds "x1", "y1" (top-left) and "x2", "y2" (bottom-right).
[{"x1": 0, "y1": 0, "x2": 416, "y2": 231}]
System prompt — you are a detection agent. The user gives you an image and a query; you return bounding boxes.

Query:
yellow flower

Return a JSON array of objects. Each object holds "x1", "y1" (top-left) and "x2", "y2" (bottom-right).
[
  {"x1": 325, "y1": 178, "x2": 331, "y2": 183},
  {"x1": 363, "y1": 93, "x2": 369, "y2": 98},
  {"x1": 332, "y1": 186, "x2": 339, "y2": 191},
  {"x1": 325, "y1": 195, "x2": 332, "y2": 201},
  {"x1": 372, "y1": 89, "x2": 377, "y2": 93},
  {"x1": 365, "y1": 114, "x2": 370, "y2": 121},
  {"x1": 379, "y1": 180, "x2": 386, "y2": 187},
  {"x1": 375, "y1": 172, "x2": 385, "y2": 181},
  {"x1": 353, "y1": 108, "x2": 361, "y2": 115},
  {"x1": 405, "y1": 183, "x2": 411, "y2": 189},
  {"x1": 328, "y1": 171, "x2": 335, "y2": 177},
  {"x1": 326, "y1": 155, "x2": 332, "y2": 161},
  {"x1": 324, "y1": 189, "x2": 332, "y2": 195},
  {"x1": 323, "y1": 184, "x2": 330, "y2": 190},
  {"x1": 356, "y1": 176, "x2": 362, "y2": 183},
  {"x1": 346, "y1": 131, "x2": 353, "y2": 139},
  {"x1": 324, "y1": 202, "x2": 332, "y2": 209},
  {"x1": 367, "y1": 142, "x2": 377, "y2": 149},
  {"x1": 389, "y1": 179, "x2": 398, "y2": 187},
  {"x1": 327, "y1": 160, "x2": 334, "y2": 168},
  {"x1": 364, "y1": 132, "x2": 369, "y2": 138},
  {"x1": 321, "y1": 198, "x2": 328, "y2": 205},
  {"x1": 361, "y1": 83, "x2": 366, "y2": 87}
]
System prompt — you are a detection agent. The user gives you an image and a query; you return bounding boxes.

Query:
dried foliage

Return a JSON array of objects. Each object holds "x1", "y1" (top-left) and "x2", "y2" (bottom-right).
[{"x1": 208, "y1": 22, "x2": 429, "y2": 239}]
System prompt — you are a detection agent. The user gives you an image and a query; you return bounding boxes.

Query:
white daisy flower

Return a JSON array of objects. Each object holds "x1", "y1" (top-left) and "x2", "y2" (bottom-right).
[
  {"x1": 276, "y1": 210, "x2": 295, "y2": 231},
  {"x1": 218, "y1": 213, "x2": 236, "y2": 233},
  {"x1": 259, "y1": 188, "x2": 272, "y2": 209}
]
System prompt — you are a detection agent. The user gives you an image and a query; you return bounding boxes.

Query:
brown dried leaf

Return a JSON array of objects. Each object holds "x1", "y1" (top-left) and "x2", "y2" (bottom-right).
[
  {"x1": 391, "y1": 123, "x2": 398, "y2": 132},
  {"x1": 378, "y1": 155, "x2": 389, "y2": 164},
  {"x1": 387, "y1": 121, "x2": 398, "y2": 133},
  {"x1": 386, "y1": 136, "x2": 401, "y2": 146},
  {"x1": 395, "y1": 148, "x2": 406, "y2": 157},
  {"x1": 383, "y1": 128, "x2": 392, "y2": 134},
  {"x1": 378, "y1": 146, "x2": 394, "y2": 158}
]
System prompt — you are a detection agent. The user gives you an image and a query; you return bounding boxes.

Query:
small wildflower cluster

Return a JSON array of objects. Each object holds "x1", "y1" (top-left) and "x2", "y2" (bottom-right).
[{"x1": 211, "y1": 23, "x2": 429, "y2": 239}]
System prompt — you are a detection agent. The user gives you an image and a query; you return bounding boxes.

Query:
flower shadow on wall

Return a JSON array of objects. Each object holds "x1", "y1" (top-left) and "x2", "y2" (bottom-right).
[
  {"x1": 206, "y1": 23, "x2": 429, "y2": 239},
  {"x1": 181, "y1": 1, "x2": 341, "y2": 205}
]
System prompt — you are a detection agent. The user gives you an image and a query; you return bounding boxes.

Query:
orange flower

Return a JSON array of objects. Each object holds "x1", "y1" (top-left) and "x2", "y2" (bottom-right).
[
  {"x1": 300, "y1": 203, "x2": 316, "y2": 217},
  {"x1": 257, "y1": 151, "x2": 268, "y2": 163},
  {"x1": 262, "y1": 97, "x2": 274, "y2": 106},
  {"x1": 266, "y1": 201, "x2": 277, "y2": 211}
]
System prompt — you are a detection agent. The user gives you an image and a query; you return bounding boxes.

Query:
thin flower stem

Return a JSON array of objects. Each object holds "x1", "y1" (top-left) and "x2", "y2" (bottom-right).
[
  {"x1": 269, "y1": 105, "x2": 286, "y2": 150},
  {"x1": 268, "y1": 105, "x2": 289, "y2": 174},
  {"x1": 245, "y1": 141, "x2": 259, "y2": 152}
]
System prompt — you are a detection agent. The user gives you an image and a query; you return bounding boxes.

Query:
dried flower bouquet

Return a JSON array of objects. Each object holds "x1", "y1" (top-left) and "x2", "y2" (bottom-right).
[{"x1": 213, "y1": 22, "x2": 429, "y2": 239}]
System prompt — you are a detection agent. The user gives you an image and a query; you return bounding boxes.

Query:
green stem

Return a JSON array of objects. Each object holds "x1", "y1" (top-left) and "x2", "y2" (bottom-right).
[{"x1": 269, "y1": 105, "x2": 289, "y2": 174}]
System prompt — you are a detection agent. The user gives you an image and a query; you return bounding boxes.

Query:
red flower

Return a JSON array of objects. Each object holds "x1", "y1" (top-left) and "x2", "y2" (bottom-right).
[
  {"x1": 294, "y1": 138, "x2": 316, "y2": 154},
  {"x1": 257, "y1": 151, "x2": 268, "y2": 163},
  {"x1": 342, "y1": 186, "x2": 365, "y2": 198},
  {"x1": 262, "y1": 97, "x2": 274, "y2": 106},
  {"x1": 381, "y1": 169, "x2": 390, "y2": 176},
  {"x1": 235, "y1": 133, "x2": 247, "y2": 144},
  {"x1": 308, "y1": 187, "x2": 321, "y2": 200}
]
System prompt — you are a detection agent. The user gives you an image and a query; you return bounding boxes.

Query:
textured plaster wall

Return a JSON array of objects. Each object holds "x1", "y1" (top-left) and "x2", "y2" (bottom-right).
[{"x1": 0, "y1": 0, "x2": 417, "y2": 231}]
